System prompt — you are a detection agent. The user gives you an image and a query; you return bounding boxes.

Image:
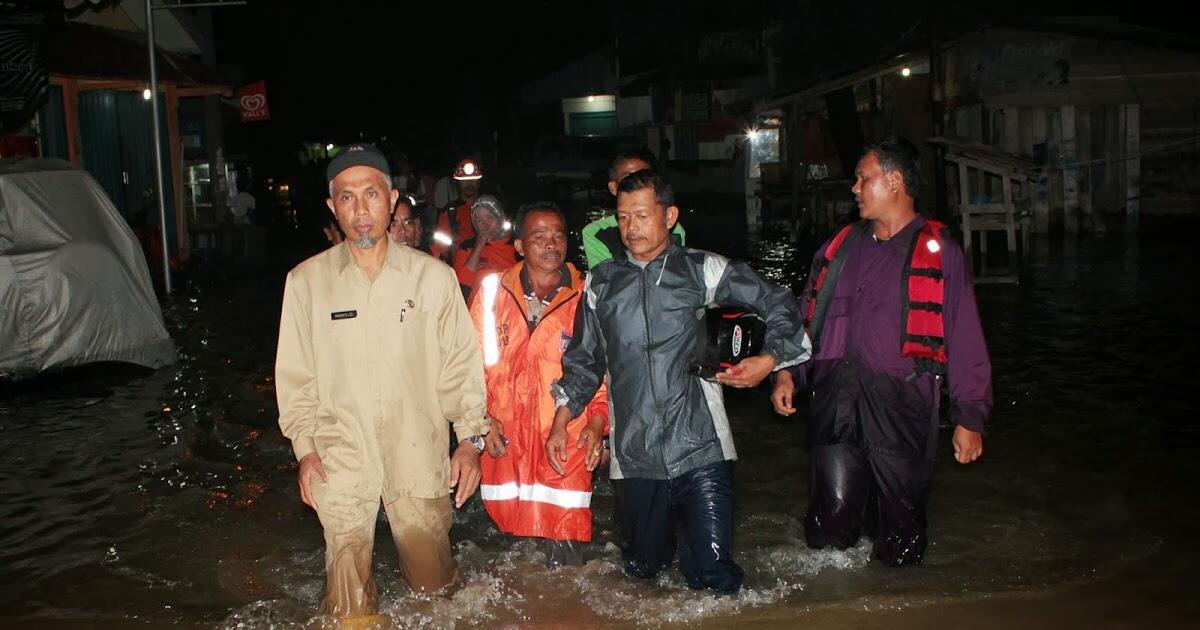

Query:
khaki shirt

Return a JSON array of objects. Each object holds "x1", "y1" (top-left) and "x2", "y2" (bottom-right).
[{"x1": 275, "y1": 240, "x2": 490, "y2": 501}]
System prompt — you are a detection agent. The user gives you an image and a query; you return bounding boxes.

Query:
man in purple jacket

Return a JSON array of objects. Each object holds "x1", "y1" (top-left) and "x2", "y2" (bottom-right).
[{"x1": 771, "y1": 139, "x2": 991, "y2": 566}]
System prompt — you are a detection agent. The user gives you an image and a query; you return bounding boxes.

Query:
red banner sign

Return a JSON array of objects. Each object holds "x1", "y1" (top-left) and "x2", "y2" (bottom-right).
[{"x1": 237, "y1": 81, "x2": 270, "y2": 122}]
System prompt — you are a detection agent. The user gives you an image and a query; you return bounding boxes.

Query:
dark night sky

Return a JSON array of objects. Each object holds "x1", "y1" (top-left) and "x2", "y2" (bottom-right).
[
  {"x1": 213, "y1": 1, "x2": 614, "y2": 167},
  {"x1": 210, "y1": 1, "x2": 1182, "y2": 171}
]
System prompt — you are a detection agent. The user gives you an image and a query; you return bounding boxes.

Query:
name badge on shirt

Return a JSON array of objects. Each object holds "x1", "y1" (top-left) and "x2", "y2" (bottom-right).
[{"x1": 331, "y1": 310, "x2": 357, "y2": 321}]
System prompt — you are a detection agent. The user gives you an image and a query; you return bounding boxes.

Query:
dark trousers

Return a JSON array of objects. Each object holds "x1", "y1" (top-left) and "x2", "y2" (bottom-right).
[
  {"x1": 616, "y1": 460, "x2": 743, "y2": 593},
  {"x1": 804, "y1": 442, "x2": 933, "y2": 566}
]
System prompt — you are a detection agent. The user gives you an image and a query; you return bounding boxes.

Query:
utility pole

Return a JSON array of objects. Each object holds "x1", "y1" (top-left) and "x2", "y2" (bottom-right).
[{"x1": 145, "y1": 0, "x2": 245, "y2": 294}]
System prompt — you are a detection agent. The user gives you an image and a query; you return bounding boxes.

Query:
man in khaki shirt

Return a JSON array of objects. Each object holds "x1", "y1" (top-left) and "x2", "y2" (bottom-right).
[{"x1": 275, "y1": 144, "x2": 491, "y2": 621}]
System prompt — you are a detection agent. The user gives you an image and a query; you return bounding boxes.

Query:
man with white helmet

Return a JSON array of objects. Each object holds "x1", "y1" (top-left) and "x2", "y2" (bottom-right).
[{"x1": 432, "y1": 157, "x2": 484, "y2": 260}]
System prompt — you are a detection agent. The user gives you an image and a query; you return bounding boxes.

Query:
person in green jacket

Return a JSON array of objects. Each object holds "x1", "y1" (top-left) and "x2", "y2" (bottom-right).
[{"x1": 581, "y1": 148, "x2": 685, "y2": 267}]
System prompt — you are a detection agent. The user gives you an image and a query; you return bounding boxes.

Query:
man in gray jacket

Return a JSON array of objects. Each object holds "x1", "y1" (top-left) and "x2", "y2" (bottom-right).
[{"x1": 549, "y1": 169, "x2": 811, "y2": 593}]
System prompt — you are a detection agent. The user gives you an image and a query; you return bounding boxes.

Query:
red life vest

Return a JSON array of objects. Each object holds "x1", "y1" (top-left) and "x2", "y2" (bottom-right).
[{"x1": 804, "y1": 218, "x2": 949, "y2": 376}]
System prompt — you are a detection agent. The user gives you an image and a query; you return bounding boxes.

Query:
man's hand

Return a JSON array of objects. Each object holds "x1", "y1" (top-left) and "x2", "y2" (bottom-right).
[
  {"x1": 952, "y1": 425, "x2": 984, "y2": 464},
  {"x1": 771, "y1": 369, "x2": 796, "y2": 416},
  {"x1": 577, "y1": 415, "x2": 606, "y2": 472},
  {"x1": 298, "y1": 452, "x2": 327, "y2": 510},
  {"x1": 484, "y1": 417, "x2": 508, "y2": 458},
  {"x1": 546, "y1": 406, "x2": 573, "y2": 476},
  {"x1": 715, "y1": 354, "x2": 777, "y2": 389},
  {"x1": 449, "y1": 440, "x2": 482, "y2": 508}
]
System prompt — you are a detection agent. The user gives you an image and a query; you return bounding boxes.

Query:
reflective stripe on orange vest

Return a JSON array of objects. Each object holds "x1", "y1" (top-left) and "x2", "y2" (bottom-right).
[
  {"x1": 479, "y1": 482, "x2": 592, "y2": 509},
  {"x1": 480, "y1": 273, "x2": 501, "y2": 366}
]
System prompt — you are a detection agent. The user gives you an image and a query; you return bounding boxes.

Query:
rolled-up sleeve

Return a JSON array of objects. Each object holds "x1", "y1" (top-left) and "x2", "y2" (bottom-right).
[
  {"x1": 552, "y1": 273, "x2": 608, "y2": 418},
  {"x1": 275, "y1": 272, "x2": 318, "y2": 462},
  {"x1": 434, "y1": 265, "x2": 491, "y2": 442},
  {"x1": 943, "y1": 244, "x2": 993, "y2": 434}
]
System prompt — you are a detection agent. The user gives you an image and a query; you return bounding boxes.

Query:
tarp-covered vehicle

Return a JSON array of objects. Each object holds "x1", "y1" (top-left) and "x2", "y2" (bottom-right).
[{"x1": 1, "y1": 158, "x2": 175, "y2": 377}]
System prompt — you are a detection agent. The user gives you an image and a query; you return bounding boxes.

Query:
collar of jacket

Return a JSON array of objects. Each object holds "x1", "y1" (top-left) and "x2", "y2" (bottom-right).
[
  {"x1": 871, "y1": 214, "x2": 926, "y2": 251},
  {"x1": 334, "y1": 238, "x2": 411, "y2": 276},
  {"x1": 518, "y1": 261, "x2": 573, "y2": 298},
  {"x1": 620, "y1": 240, "x2": 679, "y2": 267},
  {"x1": 499, "y1": 260, "x2": 582, "y2": 317}
]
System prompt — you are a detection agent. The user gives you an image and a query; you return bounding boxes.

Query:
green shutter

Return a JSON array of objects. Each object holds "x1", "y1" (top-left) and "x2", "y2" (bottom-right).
[{"x1": 36, "y1": 84, "x2": 68, "y2": 160}]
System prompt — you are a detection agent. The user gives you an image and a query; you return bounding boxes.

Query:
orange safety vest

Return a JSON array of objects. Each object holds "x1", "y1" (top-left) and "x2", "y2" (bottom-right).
[
  {"x1": 469, "y1": 262, "x2": 609, "y2": 542},
  {"x1": 805, "y1": 218, "x2": 949, "y2": 375}
]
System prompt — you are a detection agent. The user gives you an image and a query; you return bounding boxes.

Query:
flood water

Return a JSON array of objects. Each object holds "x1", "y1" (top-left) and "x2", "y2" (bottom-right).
[{"x1": 2, "y1": 216, "x2": 1199, "y2": 629}]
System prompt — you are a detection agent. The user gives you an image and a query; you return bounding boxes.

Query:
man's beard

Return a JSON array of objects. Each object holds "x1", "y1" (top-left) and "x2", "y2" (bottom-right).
[{"x1": 352, "y1": 234, "x2": 379, "y2": 249}]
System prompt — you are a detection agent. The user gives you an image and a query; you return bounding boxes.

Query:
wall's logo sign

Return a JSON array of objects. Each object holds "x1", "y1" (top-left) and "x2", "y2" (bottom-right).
[{"x1": 237, "y1": 81, "x2": 270, "y2": 122}]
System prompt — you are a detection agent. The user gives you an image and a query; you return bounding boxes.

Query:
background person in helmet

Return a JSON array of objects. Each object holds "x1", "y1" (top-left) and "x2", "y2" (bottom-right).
[
  {"x1": 550, "y1": 169, "x2": 811, "y2": 594},
  {"x1": 770, "y1": 139, "x2": 991, "y2": 567},
  {"x1": 470, "y1": 202, "x2": 609, "y2": 568},
  {"x1": 432, "y1": 157, "x2": 484, "y2": 260},
  {"x1": 580, "y1": 148, "x2": 686, "y2": 268},
  {"x1": 452, "y1": 195, "x2": 517, "y2": 300},
  {"x1": 275, "y1": 143, "x2": 490, "y2": 621}
]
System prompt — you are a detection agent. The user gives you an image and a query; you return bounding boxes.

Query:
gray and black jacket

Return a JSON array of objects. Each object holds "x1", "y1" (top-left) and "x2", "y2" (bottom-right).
[{"x1": 552, "y1": 242, "x2": 811, "y2": 480}]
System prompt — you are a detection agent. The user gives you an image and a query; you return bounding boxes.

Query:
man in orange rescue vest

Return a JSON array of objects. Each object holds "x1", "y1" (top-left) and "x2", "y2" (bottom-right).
[
  {"x1": 771, "y1": 139, "x2": 992, "y2": 566},
  {"x1": 470, "y1": 202, "x2": 609, "y2": 567}
]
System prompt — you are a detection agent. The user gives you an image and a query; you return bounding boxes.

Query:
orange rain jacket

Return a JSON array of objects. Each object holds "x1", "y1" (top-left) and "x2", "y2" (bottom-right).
[{"x1": 469, "y1": 262, "x2": 608, "y2": 542}]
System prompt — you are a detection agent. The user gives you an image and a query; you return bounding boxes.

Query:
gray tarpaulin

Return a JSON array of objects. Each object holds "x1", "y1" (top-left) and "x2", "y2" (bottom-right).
[{"x1": 0, "y1": 158, "x2": 176, "y2": 376}]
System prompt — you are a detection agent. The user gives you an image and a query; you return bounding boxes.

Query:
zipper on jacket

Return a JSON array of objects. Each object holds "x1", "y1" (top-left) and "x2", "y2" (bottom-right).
[
  {"x1": 641, "y1": 261, "x2": 671, "y2": 478},
  {"x1": 640, "y1": 265, "x2": 658, "y2": 407}
]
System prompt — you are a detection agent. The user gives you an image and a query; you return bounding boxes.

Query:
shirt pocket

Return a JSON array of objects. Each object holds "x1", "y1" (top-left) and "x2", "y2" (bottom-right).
[
  {"x1": 815, "y1": 297, "x2": 851, "y2": 360},
  {"x1": 382, "y1": 308, "x2": 433, "y2": 369},
  {"x1": 393, "y1": 302, "x2": 432, "y2": 336}
]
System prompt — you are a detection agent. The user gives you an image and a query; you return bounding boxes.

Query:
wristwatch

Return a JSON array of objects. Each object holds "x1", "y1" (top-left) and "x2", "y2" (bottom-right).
[{"x1": 466, "y1": 434, "x2": 486, "y2": 454}]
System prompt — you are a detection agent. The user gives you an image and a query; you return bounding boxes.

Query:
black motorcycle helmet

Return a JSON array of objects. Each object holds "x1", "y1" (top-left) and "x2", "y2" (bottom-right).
[{"x1": 690, "y1": 306, "x2": 767, "y2": 381}]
